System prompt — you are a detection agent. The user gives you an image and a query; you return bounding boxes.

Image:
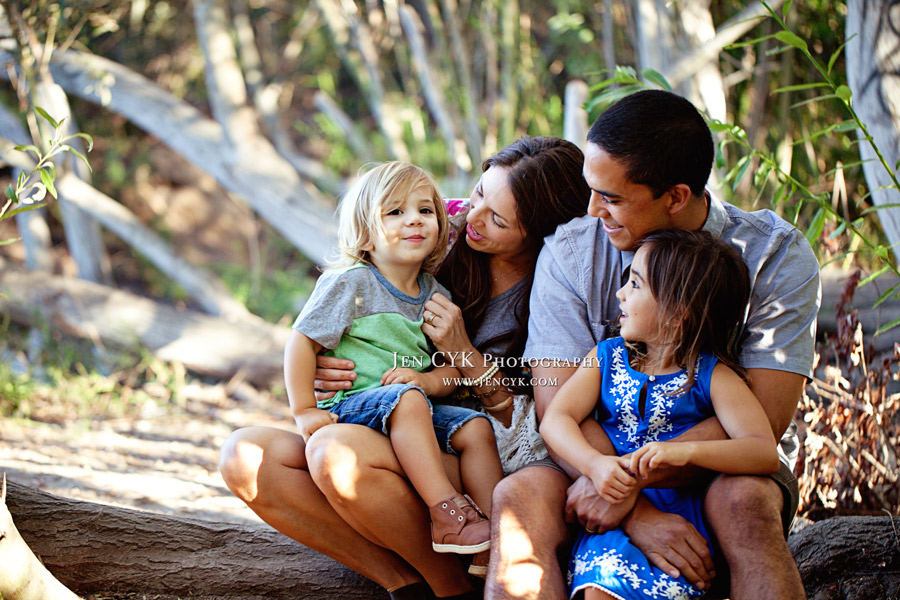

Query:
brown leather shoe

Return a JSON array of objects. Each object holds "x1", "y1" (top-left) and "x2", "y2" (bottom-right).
[{"x1": 429, "y1": 494, "x2": 490, "y2": 554}]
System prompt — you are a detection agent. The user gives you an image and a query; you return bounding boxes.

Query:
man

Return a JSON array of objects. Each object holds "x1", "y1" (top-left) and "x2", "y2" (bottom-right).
[{"x1": 485, "y1": 90, "x2": 819, "y2": 600}]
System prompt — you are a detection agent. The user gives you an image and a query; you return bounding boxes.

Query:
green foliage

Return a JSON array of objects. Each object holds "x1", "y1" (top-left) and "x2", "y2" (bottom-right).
[
  {"x1": 1, "y1": 107, "x2": 93, "y2": 245},
  {"x1": 587, "y1": 1, "x2": 900, "y2": 334},
  {"x1": 0, "y1": 320, "x2": 183, "y2": 420}
]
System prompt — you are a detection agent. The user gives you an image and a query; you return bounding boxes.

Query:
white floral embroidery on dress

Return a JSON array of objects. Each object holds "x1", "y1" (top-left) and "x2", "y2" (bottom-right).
[
  {"x1": 642, "y1": 573, "x2": 702, "y2": 599},
  {"x1": 609, "y1": 346, "x2": 643, "y2": 446},
  {"x1": 572, "y1": 548, "x2": 644, "y2": 590}
]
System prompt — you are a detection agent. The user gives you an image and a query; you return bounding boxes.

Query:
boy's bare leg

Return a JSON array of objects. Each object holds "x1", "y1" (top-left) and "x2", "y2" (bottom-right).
[
  {"x1": 486, "y1": 464, "x2": 572, "y2": 600},
  {"x1": 704, "y1": 474, "x2": 806, "y2": 600},
  {"x1": 389, "y1": 389, "x2": 461, "y2": 505},
  {"x1": 308, "y1": 423, "x2": 474, "y2": 597},
  {"x1": 219, "y1": 426, "x2": 421, "y2": 591},
  {"x1": 450, "y1": 417, "x2": 503, "y2": 516}
]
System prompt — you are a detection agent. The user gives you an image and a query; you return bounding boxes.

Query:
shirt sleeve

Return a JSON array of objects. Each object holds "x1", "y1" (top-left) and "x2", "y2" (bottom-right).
[
  {"x1": 740, "y1": 230, "x2": 821, "y2": 378},
  {"x1": 292, "y1": 269, "x2": 359, "y2": 349},
  {"x1": 523, "y1": 233, "x2": 597, "y2": 363}
]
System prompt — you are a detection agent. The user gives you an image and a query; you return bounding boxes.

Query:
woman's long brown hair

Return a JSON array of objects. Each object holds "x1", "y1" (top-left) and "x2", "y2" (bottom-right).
[{"x1": 436, "y1": 137, "x2": 589, "y2": 368}]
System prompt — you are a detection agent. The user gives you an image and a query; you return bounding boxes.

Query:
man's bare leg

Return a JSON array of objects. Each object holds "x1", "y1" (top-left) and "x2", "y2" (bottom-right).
[
  {"x1": 219, "y1": 426, "x2": 420, "y2": 591},
  {"x1": 485, "y1": 464, "x2": 572, "y2": 600},
  {"x1": 703, "y1": 474, "x2": 806, "y2": 600}
]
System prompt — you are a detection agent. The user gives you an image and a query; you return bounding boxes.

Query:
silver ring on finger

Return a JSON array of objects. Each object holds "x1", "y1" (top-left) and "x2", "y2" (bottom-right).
[
  {"x1": 585, "y1": 526, "x2": 597, "y2": 534},
  {"x1": 425, "y1": 312, "x2": 436, "y2": 325}
]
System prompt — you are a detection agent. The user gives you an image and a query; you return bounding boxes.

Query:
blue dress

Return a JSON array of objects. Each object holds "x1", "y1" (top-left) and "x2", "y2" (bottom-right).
[{"x1": 568, "y1": 337, "x2": 717, "y2": 600}]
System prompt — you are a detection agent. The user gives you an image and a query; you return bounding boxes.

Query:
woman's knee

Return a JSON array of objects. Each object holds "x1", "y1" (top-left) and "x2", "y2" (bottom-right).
[
  {"x1": 219, "y1": 427, "x2": 267, "y2": 496},
  {"x1": 306, "y1": 425, "x2": 376, "y2": 499}
]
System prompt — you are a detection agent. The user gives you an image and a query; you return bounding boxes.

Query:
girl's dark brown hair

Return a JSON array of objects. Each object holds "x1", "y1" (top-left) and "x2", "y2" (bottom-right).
[
  {"x1": 637, "y1": 229, "x2": 750, "y2": 389},
  {"x1": 436, "y1": 137, "x2": 589, "y2": 364}
]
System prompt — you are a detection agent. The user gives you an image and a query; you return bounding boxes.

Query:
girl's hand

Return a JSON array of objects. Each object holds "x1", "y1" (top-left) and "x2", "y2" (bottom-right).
[
  {"x1": 295, "y1": 408, "x2": 338, "y2": 443},
  {"x1": 422, "y1": 293, "x2": 475, "y2": 356},
  {"x1": 630, "y1": 442, "x2": 692, "y2": 479},
  {"x1": 588, "y1": 455, "x2": 637, "y2": 504}
]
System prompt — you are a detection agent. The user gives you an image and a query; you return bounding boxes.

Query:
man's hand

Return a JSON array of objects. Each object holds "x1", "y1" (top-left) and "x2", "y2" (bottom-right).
[
  {"x1": 622, "y1": 499, "x2": 715, "y2": 590},
  {"x1": 295, "y1": 407, "x2": 338, "y2": 442},
  {"x1": 313, "y1": 355, "x2": 356, "y2": 403},
  {"x1": 565, "y1": 474, "x2": 638, "y2": 533},
  {"x1": 587, "y1": 455, "x2": 636, "y2": 503}
]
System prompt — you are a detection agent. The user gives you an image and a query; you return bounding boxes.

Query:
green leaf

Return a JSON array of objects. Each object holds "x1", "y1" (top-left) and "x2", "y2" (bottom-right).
[
  {"x1": 0, "y1": 236, "x2": 23, "y2": 247},
  {"x1": 641, "y1": 68, "x2": 672, "y2": 91},
  {"x1": 732, "y1": 156, "x2": 753, "y2": 191},
  {"x1": 872, "y1": 285, "x2": 898, "y2": 308},
  {"x1": 754, "y1": 161, "x2": 773, "y2": 187},
  {"x1": 4, "y1": 201, "x2": 46, "y2": 219},
  {"x1": 725, "y1": 33, "x2": 778, "y2": 50},
  {"x1": 874, "y1": 316, "x2": 900, "y2": 337},
  {"x1": 34, "y1": 106, "x2": 59, "y2": 129},
  {"x1": 715, "y1": 144, "x2": 727, "y2": 170},
  {"x1": 826, "y1": 35, "x2": 855, "y2": 75},
  {"x1": 834, "y1": 120, "x2": 859, "y2": 132},
  {"x1": 68, "y1": 132, "x2": 94, "y2": 152},
  {"x1": 4, "y1": 184, "x2": 15, "y2": 202},
  {"x1": 67, "y1": 148, "x2": 93, "y2": 172},
  {"x1": 782, "y1": 0, "x2": 793, "y2": 20},
  {"x1": 835, "y1": 85, "x2": 852, "y2": 102},
  {"x1": 772, "y1": 82, "x2": 830, "y2": 94},
  {"x1": 16, "y1": 170, "x2": 26, "y2": 190},
  {"x1": 859, "y1": 265, "x2": 892, "y2": 287},
  {"x1": 774, "y1": 31, "x2": 808, "y2": 52},
  {"x1": 39, "y1": 168, "x2": 57, "y2": 199},
  {"x1": 805, "y1": 207, "x2": 826, "y2": 244},
  {"x1": 13, "y1": 144, "x2": 41, "y2": 155},
  {"x1": 828, "y1": 221, "x2": 847, "y2": 238}
]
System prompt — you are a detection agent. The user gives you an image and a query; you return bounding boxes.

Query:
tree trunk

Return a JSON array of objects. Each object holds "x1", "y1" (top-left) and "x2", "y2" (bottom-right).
[
  {"x1": 789, "y1": 516, "x2": 900, "y2": 599},
  {"x1": 3, "y1": 479, "x2": 386, "y2": 599},
  {"x1": 846, "y1": 0, "x2": 900, "y2": 259}
]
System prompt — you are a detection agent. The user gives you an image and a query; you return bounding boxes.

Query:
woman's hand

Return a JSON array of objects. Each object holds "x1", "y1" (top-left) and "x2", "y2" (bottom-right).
[
  {"x1": 422, "y1": 293, "x2": 475, "y2": 356},
  {"x1": 313, "y1": 354, "x2": 357, "y2": 403}
]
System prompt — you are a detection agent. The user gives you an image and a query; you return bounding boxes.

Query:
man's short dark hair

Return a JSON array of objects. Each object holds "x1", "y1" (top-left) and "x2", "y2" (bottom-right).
[{"x1": 587, "y1": 90, "x2": 714, "y2": 198}]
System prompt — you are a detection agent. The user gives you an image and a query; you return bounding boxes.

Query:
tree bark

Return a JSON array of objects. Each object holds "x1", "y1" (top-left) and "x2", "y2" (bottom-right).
[
  {"x1": 3, "y1": 479, "x2": 386, "y2": 599},
  {"x1": 846, "y1": 0, "x2": 900, "y2": 258},
  {"x1": 789, "y1": 516, "x2": 900, "y2": 599}
]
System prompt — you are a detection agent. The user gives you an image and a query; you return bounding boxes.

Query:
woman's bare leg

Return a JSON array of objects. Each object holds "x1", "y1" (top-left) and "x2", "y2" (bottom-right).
[
  {"x1": 219, "y1": 425, "x2": 420, "y2": 591},
  {"x1": 450, "y1": 418, "x2": 503, "y2": 516},
  {"x1": 307, "y1": 423, "x2": 475, "y2": 597}
]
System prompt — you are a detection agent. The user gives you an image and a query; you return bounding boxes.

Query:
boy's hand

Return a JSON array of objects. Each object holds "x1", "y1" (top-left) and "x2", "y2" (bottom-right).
[
  {"x1": 588, "y1": 455, "x2": 636, "y2": 504},
  {"x1": 295, "y1": 407, "x2": 338, "y2": 442},
  {"x1": 629, "y1": 442, "x2": 692, "y2": 479},
  {"x1": 381, "y1": 367, "x2": 428, "y2": 390}
]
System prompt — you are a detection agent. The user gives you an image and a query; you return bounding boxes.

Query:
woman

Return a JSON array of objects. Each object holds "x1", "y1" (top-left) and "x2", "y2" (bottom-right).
[{"x1": 219, "y1": 137, "x2": 589, "y2": 599}]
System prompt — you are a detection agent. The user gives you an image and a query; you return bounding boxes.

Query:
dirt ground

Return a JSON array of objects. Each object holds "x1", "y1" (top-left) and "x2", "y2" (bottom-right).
[{"x1": 0, "y1": 382, "x2": 293, "y2": 528}]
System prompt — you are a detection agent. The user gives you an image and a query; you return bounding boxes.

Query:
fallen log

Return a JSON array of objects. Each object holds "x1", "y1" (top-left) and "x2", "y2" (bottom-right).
[
  {"x1": 0, "y1": 258, "x2": 288, "y2": 387},
  {"x1": 4, "y1": 479, "x2": 386, "y2": 599},
  {"x1": 789, "y1": 515, "x2": 900, "y2": 599}
]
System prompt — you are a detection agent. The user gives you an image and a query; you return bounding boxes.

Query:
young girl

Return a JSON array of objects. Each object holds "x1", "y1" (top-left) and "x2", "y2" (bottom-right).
[
  {"x1": 286, "y1": 161, "x2": 502, "y2": 556},
  {"x1": 540, "y1": 229, "x2": 780, "y2": 600}
]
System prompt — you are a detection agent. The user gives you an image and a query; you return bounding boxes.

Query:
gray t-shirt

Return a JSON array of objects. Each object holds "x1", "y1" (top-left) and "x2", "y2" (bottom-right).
[{"x1": 524, "y1": 193, "x2": 821, "y2": 462}]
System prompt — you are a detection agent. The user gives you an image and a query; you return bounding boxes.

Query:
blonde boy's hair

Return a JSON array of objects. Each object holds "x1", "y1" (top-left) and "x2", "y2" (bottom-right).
[{"x1": 332, "y1": 162, "x2": 449, "y2": 272}]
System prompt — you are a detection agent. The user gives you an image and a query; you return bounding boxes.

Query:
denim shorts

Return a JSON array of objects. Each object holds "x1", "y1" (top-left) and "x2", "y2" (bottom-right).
[{"x1": 329, "y1": 383, "x2": 488, "y2": 456}]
